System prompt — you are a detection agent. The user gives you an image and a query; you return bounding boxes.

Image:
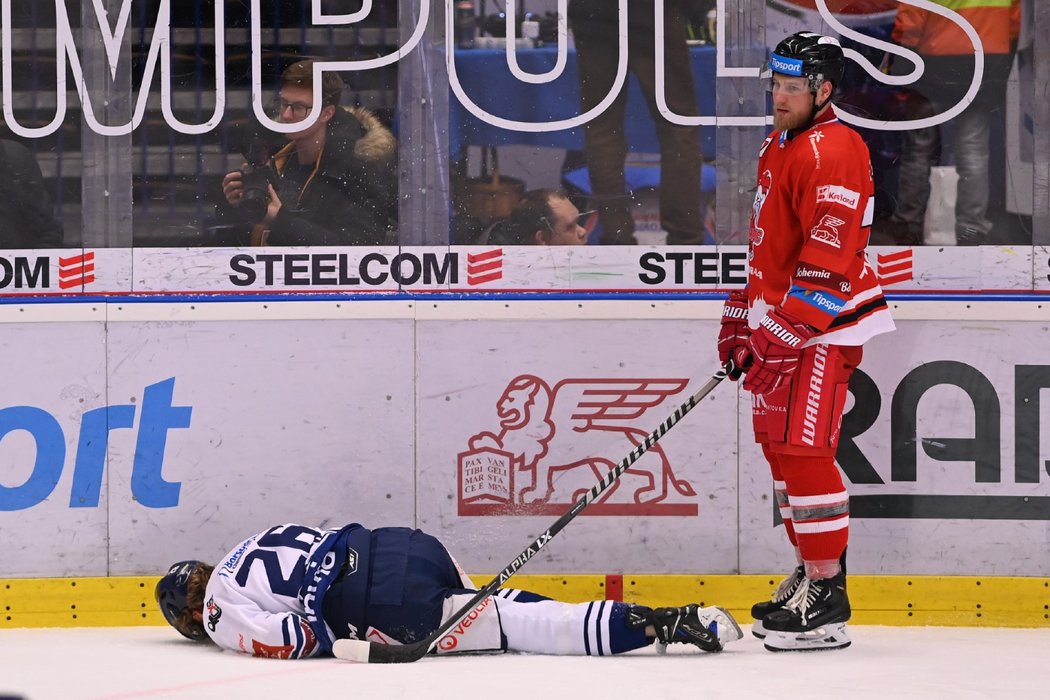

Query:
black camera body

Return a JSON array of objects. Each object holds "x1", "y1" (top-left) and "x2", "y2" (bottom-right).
[
  {"x1": 238, "y1": 135, "x2": 280, "y2": 224},
  {"x1": 239, "y1": 162, "x2": 275, "y2": 224}
]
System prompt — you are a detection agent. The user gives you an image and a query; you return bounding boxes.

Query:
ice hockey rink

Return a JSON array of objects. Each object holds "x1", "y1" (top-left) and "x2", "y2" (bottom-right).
[{"x1": 0, "y1": 625, "x2": 1045, "y2": 699}]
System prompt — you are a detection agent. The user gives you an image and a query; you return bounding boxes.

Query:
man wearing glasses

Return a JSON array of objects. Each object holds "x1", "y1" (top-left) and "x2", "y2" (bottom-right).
[{"x1": 218, "y1": 60, "x2": 397, "y2": 246}]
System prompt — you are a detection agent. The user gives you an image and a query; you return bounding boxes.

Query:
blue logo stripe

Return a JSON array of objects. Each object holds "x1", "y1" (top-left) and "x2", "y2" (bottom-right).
[
  {"x1": 790, "y1": 286, "x2": 846, "y2": 315},
  {"x1": 769, "y1": 53, "x2": 804, "y2": 76}
]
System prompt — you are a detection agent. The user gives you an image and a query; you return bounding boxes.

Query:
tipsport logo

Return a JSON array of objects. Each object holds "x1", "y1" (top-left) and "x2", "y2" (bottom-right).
[
  {"x1": 768, "y1": 54, "x2": 804, "y2": 76},
  {"x1": 0, "y1": 378, "x2": 192, "y2": 511},
  {"x1": 457, "y1": 375, "x2": 700, "y2": 516}
]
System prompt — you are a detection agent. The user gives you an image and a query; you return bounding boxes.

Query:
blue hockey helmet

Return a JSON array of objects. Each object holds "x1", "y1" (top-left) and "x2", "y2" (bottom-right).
[
  {"x1": 156, "y1": 560, "x2": 207, "y2": 641},
  {"x1": 768, "y1": 32, "x2": 845, "y2": 92}
]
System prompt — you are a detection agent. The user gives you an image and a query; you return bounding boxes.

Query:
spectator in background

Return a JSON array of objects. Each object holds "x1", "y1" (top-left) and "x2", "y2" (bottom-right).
[
  {"x1": 883, "y1": 0, "x2": 1020, "y2": 246},
  {"x1": 216, "y1": 60, "x2": 398, "y2": 246},
  {"x1": 0, "y1": 139, "x2": 64, "y2": 248},
  {"x1": 568, "y1": 0, "x2": 712, "y2": 245},
  {"x1": 491, "y1": 189, "x2": 590, "y2": 246}
]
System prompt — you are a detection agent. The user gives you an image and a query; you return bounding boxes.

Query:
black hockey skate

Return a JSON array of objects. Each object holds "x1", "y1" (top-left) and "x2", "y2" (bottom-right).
[
  {"x1": 628, "y1": 604, "x2": 742, "y2": 652},
  {"x1": 750, "y1": 565, "x2": 805, "y2": 639},
  {"x1": 761, "y1": 571, "x2": 851, "y2": 652}
]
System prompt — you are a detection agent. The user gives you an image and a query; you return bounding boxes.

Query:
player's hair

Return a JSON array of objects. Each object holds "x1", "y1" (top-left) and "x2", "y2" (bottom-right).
[
  {"x1": 175, "y1": 563, "x2": 215, "y2": 636},
  {"x1": 504, "y1": 188, "x2": 567, "y2": 245},
  {"x1": 280, "y1": 59, "x2": 345, "y2": 107},
  {"x1": 156, "y1": 562, "x2": 215, "y2": 642}
]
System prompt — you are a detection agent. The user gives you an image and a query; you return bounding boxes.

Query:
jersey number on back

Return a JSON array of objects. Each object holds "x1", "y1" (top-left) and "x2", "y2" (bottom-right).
[{"x1": 233, "y1": 525, "x2": 317, "y2": 597}]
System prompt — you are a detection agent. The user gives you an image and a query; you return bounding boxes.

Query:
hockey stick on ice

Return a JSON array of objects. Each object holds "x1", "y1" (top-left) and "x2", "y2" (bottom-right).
[{"x1": 332, "y1": 361, "x2": 734, "y2": 664}]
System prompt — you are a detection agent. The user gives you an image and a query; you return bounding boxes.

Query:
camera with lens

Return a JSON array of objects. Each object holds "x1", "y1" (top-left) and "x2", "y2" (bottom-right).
[{"x1": 238, "y1": 137, "x2": 278, "y2": 224}]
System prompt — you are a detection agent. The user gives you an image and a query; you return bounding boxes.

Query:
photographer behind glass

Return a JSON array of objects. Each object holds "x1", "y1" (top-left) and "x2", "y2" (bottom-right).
[
  {"x1": 0, "y1": 137, "x2": 64, "y2": 248},
  {"x1": 216, "y1": 60, "x2": 397, "y2": 246}
]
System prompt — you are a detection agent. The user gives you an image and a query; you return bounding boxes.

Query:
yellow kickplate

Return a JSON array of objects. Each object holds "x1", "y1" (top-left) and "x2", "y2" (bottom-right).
[
  {"x1": 2, "y1": 574, "x2": 1047, "y2": 629},
  {"x1": 622, "y1": 575, "x2": 1050, "y2": 628},
  {"x1": 1, "y1": 577, "x2": 166, "y2": 628}
]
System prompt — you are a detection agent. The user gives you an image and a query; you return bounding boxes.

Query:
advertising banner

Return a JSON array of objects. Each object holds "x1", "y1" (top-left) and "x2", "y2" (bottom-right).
[
  {"x1": 415, "y1": 316, "x2": 742, "y2": 573},
  {"x1": 828, "y1": 324, "x2": 1050, "y2": 576},
  {"x1": 1, "y1": 301, "x2": 1047, "y2": 578},
  {"x1": 1, "y1": 312, "x2": 417, "y2": 576},
  {"x1": 0, "y1": 249, "x2": 131, "y2": 295},
  {"x1": 0, "y1": 320, "x2": 109, "y2": 575},
  {"x1": 0, "y1": 246, "x2": 1045, "y2": 297}
]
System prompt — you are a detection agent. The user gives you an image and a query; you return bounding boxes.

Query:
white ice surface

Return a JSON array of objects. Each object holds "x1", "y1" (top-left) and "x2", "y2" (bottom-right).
[{"x1": 0, "y1": 626, "x2": 1046, "y2": 700}]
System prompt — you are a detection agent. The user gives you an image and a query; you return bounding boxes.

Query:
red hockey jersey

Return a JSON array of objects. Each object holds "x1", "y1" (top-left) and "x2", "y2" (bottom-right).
[{"x1": 747, "y1": 106, "x2": 894, "y2": 346}]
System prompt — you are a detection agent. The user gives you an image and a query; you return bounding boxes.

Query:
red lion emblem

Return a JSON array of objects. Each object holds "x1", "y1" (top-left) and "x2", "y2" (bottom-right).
[{"x1": 458, "y1": 376, "x2": 699, "y2": 516}]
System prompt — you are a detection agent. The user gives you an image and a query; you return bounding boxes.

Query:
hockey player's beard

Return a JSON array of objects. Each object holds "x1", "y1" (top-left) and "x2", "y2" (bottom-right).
[{"x1": 773, "y1": 109, "x2": 809, "y2": 133}]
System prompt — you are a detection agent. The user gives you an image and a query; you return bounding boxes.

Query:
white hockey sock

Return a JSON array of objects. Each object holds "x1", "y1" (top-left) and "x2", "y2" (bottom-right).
[{"x1": 497, "y1": 599, "x2": 647, "y2": 656}]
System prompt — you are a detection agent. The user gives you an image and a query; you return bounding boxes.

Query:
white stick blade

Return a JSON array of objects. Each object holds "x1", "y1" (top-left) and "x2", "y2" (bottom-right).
[{"x1": 332, "y1": 639, "x2": 372, "y2": 663}]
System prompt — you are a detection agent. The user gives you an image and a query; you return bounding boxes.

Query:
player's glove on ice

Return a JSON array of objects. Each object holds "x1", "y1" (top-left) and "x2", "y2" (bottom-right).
[
  {"x1": 742, "y1": 308, "x2": 815, "y2": 395},
  {"x1": 717, "y1": 289, "x2": 750, "y2": 380}
]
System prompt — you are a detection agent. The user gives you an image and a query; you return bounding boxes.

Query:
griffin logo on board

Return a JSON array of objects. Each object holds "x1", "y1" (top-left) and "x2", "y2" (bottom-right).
[{"x1": 458, "y1": 375, "x2": 699, "y2": 516}]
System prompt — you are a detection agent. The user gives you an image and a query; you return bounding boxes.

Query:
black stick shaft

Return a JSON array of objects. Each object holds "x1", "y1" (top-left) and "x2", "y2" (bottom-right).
[{"x1": 335, "y1": 364, "x2": 730, "y2": 663}]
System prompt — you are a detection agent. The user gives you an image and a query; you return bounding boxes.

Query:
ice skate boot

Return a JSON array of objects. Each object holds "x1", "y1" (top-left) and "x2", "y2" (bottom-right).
[
  {"x1": 761, "y1": 571, "x2": 851, "y2": 652},
  {"x1": 628, "y1": 604, "x2": 742, "y2": 652},
  {"x1": 750, "y1": 565, "x2": 804, "y2": 639}
]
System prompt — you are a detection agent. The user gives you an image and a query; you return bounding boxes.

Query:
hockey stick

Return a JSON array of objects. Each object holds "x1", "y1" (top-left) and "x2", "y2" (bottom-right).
[{"x1": 333, "y1": 362, "x2": 734, "y2": 664}]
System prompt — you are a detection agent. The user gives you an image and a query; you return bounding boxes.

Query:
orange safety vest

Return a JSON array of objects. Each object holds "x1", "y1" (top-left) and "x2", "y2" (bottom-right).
[{"x1": 892, "y1": 0, "x2": 1020, "y2": 56}]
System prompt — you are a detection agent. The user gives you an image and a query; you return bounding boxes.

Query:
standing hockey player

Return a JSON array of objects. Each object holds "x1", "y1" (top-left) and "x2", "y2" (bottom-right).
[
  {"x1": 157, "y1": 522, "x2": 741, "y2": 658},
  {"x1": 717, "y1": 32, "x2": 895, "y2": 651}
]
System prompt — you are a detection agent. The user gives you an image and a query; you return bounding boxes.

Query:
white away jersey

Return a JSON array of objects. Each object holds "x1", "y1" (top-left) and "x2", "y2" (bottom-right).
[{"x1": 203, "y1": 523, "x2": 338, "y2": 659}]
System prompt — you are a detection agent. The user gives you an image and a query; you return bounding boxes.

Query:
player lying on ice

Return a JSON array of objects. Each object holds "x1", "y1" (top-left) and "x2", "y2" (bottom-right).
[{"x1": 156, "y1": 522, "x2": 742, "y2": 659}]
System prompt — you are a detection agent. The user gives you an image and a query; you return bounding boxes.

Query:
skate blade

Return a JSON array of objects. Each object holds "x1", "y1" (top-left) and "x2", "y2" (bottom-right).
[
  {"x1": 750, "y1": 619, "x2": 767, "y2": 639},
  {"x1": 762, "y1": 622, "x2": 851, "y2": 652},
  {"x1": 707, "y1": 606, "x2": 744, "y2": 647}
]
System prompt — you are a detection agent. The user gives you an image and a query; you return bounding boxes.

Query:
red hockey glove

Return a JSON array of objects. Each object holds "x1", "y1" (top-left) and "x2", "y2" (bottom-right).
[
  {"x1": 717, "y1": 290, "x2": 750, "y2": 381},
  {"x1": 742, "y1": 308, "x2": 816, "y2": 395}
]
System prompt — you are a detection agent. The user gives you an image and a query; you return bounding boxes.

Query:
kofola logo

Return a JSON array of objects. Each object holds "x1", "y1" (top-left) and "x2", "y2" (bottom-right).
[
  {"x1": 638, "y1": 251, "x2": 748, "y2": 285},
  {"x1": 228, "y1": 252, "x2": 459, "y2": 287},
  {"x1": 457, "y1": 375, "x2": 699, "y2": 516},
  {"x1": 836, "y1": 362, "x2": 1050, "y2": 521}
]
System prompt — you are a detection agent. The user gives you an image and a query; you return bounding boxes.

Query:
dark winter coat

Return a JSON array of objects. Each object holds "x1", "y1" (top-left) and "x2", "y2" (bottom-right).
[
  {"x1": 0, "y1": 139, "x2": 64, "y2": 248},
  {"x1": 217, "y1": 106, "x2": 398, "y2": 246}
]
